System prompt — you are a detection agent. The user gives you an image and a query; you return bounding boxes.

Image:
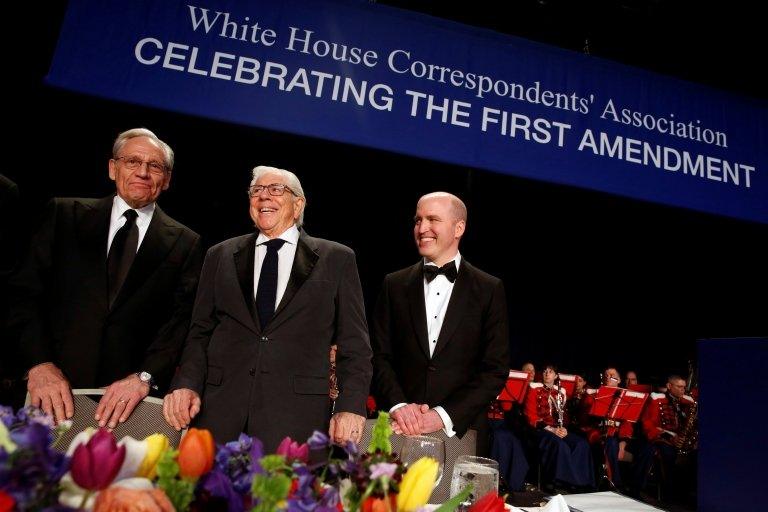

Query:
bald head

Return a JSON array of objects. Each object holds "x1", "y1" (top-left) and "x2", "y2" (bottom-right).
[{"x1": 418, "y1": 192, "x2": 467, "y2": 222}]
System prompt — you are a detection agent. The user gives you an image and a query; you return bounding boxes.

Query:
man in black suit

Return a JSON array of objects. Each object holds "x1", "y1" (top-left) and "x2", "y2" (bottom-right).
[
  {"x1": 7, "y1": 128, "x2": 202, "y2": 429},
  {"x1": 372, "y1": 192, "x2": 509, "y2": 453},
  {"x1": 163, "y1": 166, "x2": 371, "y2": 450}
]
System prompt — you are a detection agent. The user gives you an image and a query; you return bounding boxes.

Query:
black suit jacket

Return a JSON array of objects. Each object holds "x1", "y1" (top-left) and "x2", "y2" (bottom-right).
[
  {"x1": 372, "y1": 259, "x2": 510, "y2": 438},
  {"x1": 7, "y1": 196, "x2": 202, "y2": 391},
  {"x1": 171, "y1": 230, "x2": 372, "y2": 450}
]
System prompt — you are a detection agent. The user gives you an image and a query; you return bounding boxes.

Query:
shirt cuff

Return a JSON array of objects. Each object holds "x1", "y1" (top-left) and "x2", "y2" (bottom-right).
[
  {"x1": 433, "y1": 406, "x2": 456, "y2": 437},
  {"x1": 389, "y1": 403, "x2": 408, "y2": 414}
]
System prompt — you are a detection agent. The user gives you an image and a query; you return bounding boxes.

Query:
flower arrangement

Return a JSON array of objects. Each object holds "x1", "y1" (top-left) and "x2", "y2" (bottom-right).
[{"x1": 1, "y1": 405, "x2": 487, "y2": 512}]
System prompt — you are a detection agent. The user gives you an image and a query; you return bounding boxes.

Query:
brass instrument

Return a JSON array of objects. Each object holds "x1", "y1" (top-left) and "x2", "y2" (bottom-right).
[
  {"x1": 553, "y1": 376, "x2": 566, "y2": 428},
  {"x1": 675, "y1": 399, "x2": 698, "y2": 464}
]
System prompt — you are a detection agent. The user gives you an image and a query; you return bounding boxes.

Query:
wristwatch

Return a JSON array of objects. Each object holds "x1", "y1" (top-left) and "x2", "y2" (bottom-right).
[{"x1": 136, "y1": 371, "x2": 158, "y2": 390}]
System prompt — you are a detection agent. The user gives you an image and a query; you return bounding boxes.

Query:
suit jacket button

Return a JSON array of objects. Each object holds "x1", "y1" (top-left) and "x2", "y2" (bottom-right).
[
  {"x1": 249, "y1": 368, "x2": 256, "y2": 376},
  {"x1": 260, "y1": 336, "x2": 268, "y2": 342},
  {"x1": 428, "y1": 365, "x2": 437, "y2": 371}
]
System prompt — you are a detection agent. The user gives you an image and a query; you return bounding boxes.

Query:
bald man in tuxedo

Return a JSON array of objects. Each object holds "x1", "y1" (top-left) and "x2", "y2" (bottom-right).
[{"x1": 372, "y1": 192, "x2": 509, "y2": 453}]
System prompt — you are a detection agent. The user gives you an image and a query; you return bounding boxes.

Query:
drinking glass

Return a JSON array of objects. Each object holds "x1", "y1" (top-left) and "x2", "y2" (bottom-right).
[
  {"x1": 449, "y1": 455, "x2": 499, "y2": 504},
  {"x1": 399, "y1": 435, "x2": 446, "y2": 488}
]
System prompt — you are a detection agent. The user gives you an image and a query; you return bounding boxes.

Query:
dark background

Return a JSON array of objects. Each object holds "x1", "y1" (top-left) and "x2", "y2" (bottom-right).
[{"x1": 4, "y1": 0, "x2": 766, "y2": 388}]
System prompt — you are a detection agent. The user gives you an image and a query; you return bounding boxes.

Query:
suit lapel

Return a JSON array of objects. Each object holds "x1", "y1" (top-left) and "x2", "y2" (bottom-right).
[
  {"x1": 74, "y1": 197, "x2": 112, "y2": 310},
  {"x1": 407, "y1": 262, "x2": 431, "y2": 359},
  {"x1": 433, "y1": 259, "x2": 471, "y2": 358},
  {"x1": 270, "y1": 231, "x2": 318, "y2": 327},
  {"x1": 111, "y1": 206, "x2": 179, "y2": 311},
  {"x1": 233, "y1": 233, "x2": 260, "y2": 334}
]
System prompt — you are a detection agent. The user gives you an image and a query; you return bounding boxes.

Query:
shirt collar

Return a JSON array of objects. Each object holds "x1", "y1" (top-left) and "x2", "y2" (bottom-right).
[
  {"x1": 256, "y1": 224, "x2": 300, "y2": 246},
  {"x1": 423, "y1": 252, "x2": 462, "y2": 270},
  {"x1": 112, "y1": 195, "x2": 155, "y2": 227}
]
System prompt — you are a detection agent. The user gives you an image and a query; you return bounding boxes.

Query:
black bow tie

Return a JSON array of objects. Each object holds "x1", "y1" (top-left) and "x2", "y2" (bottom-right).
[{"x1": 423, "y1": 262, "x2": 458, "y2": 283}]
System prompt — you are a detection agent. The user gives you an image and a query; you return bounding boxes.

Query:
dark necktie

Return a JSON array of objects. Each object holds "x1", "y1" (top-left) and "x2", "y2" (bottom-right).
[
  {"x1": 423, "y1": 261, "x2": 458, "y2": 283},
  {"x1": 107, "y1": 209, "x2": 138, "y2": 307},
  {"x1": 256, "y1": 238, "x2": 287, "y2": 330}
]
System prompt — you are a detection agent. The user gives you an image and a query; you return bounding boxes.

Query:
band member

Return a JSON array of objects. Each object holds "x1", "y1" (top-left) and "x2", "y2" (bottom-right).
[
  {"x1": 580, "y1": 368, "x2": 634, "y2": 487},
  {"x1": 524, "y1": 365, "x2": 594, "y2": 489},
  {"x1": 635, "y1": 375, "x2": 697, "y2": 499}
]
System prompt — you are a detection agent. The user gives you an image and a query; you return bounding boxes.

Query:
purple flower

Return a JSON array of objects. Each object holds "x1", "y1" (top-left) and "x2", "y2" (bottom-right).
[
  {"x1": 0, "y1": 405, "x2": 14, "y2": 428},
  {"x1": 277, "y1": 437, "x2": 310, "y2": 463},
  {"x1": 0, "y1": 422, "x2": 70, "y2": 510},
  {"x1": 340, "y1": 458, "x2": 360, "y2": 474},
  {"x1": 200, "y1": 468, "x2": 244, "y2": 512},
  {"x1": 215, "y1": 433, "x2": 264, "y2": 495},
  {"x1": 307, "y1": 431, "x2": 330, "y2": 450},
  {"x1": 70, "y1": 429, "x2": 125, "y2": 490},
  {"x1": 10, "y1": 422, "x2": 52, "y2": 453},
  {"x1": 369, "y1": 462, "x2": 398, "y2": 480},
  {"x1": 318, "y1": 485, "x2": 340, "y2": 509},
  {"x1": 16, "y1": 406, "x2": 56, "y2": 429},
  {"x1": 343, "y1": 440, "x2": 359, "y2": 456}
]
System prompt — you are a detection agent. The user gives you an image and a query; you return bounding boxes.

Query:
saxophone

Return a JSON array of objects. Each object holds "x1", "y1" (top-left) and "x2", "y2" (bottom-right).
[{"x1": 675, "y1": 399, "x2": 698, "y2": 464}]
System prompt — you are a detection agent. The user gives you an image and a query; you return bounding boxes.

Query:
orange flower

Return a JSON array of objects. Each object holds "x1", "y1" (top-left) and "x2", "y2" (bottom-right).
[
  {"x1": 362, "y1": 493, "x2": 397, "y2": 512},
  {"x1": 93, "y1": 487, "x2": 174, "y2": 512},
  {"x1": 177, "y1": 428, "x2": 214, "y2": 479}
]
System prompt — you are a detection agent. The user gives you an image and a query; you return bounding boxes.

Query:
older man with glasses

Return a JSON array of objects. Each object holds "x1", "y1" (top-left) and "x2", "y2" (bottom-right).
[
  {"x1": 6, "y1": 128, "x2": 202, "y2": 429},
  {"x1": 163, "y1": 165, "x2": 372, "y2": 450}
]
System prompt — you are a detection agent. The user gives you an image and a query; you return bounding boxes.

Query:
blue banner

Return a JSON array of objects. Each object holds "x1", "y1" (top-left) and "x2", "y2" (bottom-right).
[{"x1": 48, "y1": 0, "x2": 768, "y2": 223}]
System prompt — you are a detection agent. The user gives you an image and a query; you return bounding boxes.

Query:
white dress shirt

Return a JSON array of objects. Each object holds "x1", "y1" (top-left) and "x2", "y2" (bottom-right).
[
  {"x1": 253, "y1": 225, "x2": 300, "y2": 309},
  {"x1": 106, "y1": 195, "x2": 155, "y2": 255}
]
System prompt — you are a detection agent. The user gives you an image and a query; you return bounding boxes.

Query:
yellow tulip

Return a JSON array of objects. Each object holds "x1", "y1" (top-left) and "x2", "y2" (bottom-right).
[
  {"x1": 0, "y1": 421, "x2": 16, "y2": 453},
  {"x1": 397, "y1": 457, "x2": 438, "y2": 512},
  {"x1": 137, "y1": 434, "x2": 170, "y2": 479}
]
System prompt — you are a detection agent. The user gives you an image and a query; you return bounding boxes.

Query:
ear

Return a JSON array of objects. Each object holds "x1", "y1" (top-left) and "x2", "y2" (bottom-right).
[
  {"x1": 454, "y1": 219, "x2": 466, "y2": 239},
  {"x1": 108, "y1": 159, "x2": 117, "y2": 181},
  {"x1": 293, "y1": 196, "x2": 306, "y2": 221},
  {"x1": 162, "y1": 171, "x2": 172, "y2": 191}
]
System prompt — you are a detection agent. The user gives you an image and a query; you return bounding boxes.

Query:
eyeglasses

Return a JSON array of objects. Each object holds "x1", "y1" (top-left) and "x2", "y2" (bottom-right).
[
  {"x1": 114, "y1": 156, "x2": 167, "y2": 175},
  {"x1": 248, "y1": 183, "x2": 295, "y2": 197}
]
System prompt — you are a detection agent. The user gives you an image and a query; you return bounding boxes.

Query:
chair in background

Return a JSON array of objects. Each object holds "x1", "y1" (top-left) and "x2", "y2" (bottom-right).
[
  {"x1": 358, "y1": 418, "x2": 477, "y2": 503},
  {"x1": 27, "y1": 389, "x2": 182, "y2": 452}
]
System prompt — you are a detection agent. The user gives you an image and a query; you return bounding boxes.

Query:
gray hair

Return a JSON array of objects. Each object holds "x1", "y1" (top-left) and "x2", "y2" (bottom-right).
[
  {"x1": 249, "y1": 165, "x2": 306, "y2": 227},
  {"x1": 112, "y1": 128, "x2": 175, "y2": 171}
]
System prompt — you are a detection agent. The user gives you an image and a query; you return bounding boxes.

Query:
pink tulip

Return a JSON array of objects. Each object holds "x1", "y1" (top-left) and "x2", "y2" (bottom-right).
[
  {"x1": 70, "y1": 429, "x2": 126, "y2": 490},
  {"x1": 276, "y1": 437, "x2": 309, "y2": 463}
]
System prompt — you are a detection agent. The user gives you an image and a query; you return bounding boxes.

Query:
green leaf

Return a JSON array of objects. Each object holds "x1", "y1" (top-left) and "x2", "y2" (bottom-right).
[
  {"x1": 155, "y1": 449, "x2": 195, "y2": 511},
  {"x1": 259, "y1": 454, "x2": 288, "y2": 472},
  {"x1": 434, "y1": 484, "x2": 473, "y2": 512},
  {"x1": 251, "y1": 472, "x2": 292, "y2": 512},
  {"x1": 368, "y1": 411, "x2": 392, "y2": 455},
  {"x1": 155, "y1": 449, "x2": 180, "y2": 481}
]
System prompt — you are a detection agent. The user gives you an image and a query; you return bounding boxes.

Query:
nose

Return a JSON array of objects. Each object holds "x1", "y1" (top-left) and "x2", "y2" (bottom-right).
[{"x1": 134, "y1": 162, "x2": 150, "y2": 177}]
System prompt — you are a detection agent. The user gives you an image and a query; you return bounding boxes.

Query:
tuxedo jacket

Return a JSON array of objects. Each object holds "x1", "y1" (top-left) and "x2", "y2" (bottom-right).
[
  {"x1": 7, "y1": 196, "x2": 202, "y2": 391},
  {"x1": 170, "y1": 230, "x2": 372, "y2": 450},
  {"x1": 372, "y1": 259, "x2": 510, "y2": 437}
]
